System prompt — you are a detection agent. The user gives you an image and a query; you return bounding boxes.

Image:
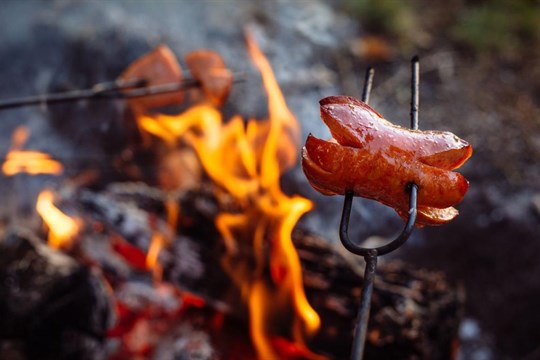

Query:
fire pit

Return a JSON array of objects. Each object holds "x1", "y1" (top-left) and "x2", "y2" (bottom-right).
[{"x1": 0, "y1": 2, "x2": 470, "y2": 359}]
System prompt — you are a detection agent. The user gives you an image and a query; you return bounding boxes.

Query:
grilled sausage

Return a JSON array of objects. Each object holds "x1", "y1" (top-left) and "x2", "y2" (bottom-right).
[{"x1": 302, "y1": 96, "x2": 472, "y2": 226}]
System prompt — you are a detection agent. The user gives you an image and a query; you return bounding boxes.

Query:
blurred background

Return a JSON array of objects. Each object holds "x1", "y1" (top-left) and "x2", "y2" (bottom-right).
[
  {"x1": 330, "y1": 1, "x2": 540, "y2": 359},
  {"x1": 0, "y1": 0, "x2": 539, "y2": 359},
  {"x1": 334, "y1": 1, "x2": 540, "y2": 358}
]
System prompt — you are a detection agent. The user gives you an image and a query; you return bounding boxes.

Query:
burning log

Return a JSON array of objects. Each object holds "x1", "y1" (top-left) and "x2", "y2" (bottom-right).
[
  {"x1": 73, "y1": 183, "x2": 231, "y2": 303},
  {"x1": 294, "y1": 230, "x2": 463, "y2": 359},
  {"x1": 23, "y1": 185, "x2": 226, "y2": 359},
  {"x1": 173, "y1": 186, "x2": 464, "y2": 359}
]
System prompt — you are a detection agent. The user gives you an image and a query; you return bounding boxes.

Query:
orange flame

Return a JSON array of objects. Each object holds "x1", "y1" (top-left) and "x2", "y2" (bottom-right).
[
  {"x1": 36, "y1": 189, "x2": 80, "y2": 249},
  {"x1": 146, "y1": 231, "x2": 165, "y2": 280},
  {"x1": 146, "y1": 201, "x2": 178, "y2": 281},
  {"x1": 2, "y1": 127, "x2": 63, "y2": 176},
  {"x1": 135, "y1": 35, "x2": 322, "y2": 359}
]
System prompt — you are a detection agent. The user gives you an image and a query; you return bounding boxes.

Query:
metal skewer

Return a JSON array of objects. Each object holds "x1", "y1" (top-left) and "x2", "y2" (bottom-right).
[
  {"x1": 0, "y1": 78, "x2": 146, "y2": 110},
  {"x1": 0, "y1": 74, "x2": 244, "y2": 111},
  {"x1": 339, "y1": 56, "x2": 420, "y2": 360}
]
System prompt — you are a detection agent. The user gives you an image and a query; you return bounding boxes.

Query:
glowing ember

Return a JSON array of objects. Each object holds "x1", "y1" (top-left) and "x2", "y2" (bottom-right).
[
  {"x1": 36, "y1": 189, "x2": 80, "y2": 249},
  {"x1": 134, "y1": 34, "x2": 322, "y2": 359},
  {"x1": 2, "y1": 126, "x2": 63, "y2": 176}
]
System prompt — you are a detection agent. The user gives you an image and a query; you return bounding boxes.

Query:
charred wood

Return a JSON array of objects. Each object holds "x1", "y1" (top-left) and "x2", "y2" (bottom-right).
[
  {"x1": 294, "y1": 230, "x2": 463, "y2": 360},
  {"x1": 0, "y1": 230, "x2": 115, "y2": 360}
]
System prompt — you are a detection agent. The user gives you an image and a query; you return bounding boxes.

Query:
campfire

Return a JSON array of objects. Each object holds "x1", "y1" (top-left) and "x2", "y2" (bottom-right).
[{"x1": 0, "y1": 33, "x2": 461, "y2": 360}]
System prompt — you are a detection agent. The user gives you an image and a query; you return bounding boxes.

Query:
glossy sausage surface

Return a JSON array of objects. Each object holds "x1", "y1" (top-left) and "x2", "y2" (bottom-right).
[
  {"x1": 319, "y1": 96, "x2": 472, "y2": 170},
  {"x1": 302, "y1": 96, "x2": 472, "y2": 226}
]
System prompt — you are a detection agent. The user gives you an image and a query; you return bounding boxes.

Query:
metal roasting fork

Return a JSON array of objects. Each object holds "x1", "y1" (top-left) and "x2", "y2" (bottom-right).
[{"x1": 340, "y1": 57, "x2": 419, "y2": 360}]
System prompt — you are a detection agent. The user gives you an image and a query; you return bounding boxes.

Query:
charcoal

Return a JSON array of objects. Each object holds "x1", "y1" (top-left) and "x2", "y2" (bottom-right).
[
  {"x1": 0, "y1": 230, "x2": 114, "y2": 359},
  {"x1": 79, "y1": 232, "x2": 133, "y2": 284},
  {"x1": 162, "y1": 234, "x2": 232, "y2": 311},
  {"x1": 106, "y1": 182, "x2": 171, "y2": 213},
  {"x1": 115, "y1": 281, "x2": 182, "y2": 313},
  {"x1": 77, "y1": 188, "x2": 158, "y2": 250},
  {"x1": 58, "y1": 184, "x2": 230, "y2": 309}
]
